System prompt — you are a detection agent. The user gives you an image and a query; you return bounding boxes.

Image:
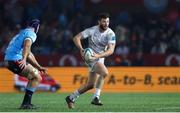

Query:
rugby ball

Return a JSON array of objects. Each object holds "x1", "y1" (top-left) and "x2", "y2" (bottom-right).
[{"x1": 83, "y1": 48, "x2": 94, "y2": 62}]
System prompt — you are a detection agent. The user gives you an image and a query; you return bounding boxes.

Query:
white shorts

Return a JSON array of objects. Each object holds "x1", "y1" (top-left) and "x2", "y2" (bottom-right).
[{"x1": 85, "y1": 58, "x2": 105, "y2": 72}]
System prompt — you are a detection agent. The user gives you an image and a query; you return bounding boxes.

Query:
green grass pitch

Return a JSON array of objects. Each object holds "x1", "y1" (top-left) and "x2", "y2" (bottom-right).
[{"x1": 0, "y1": 93, "x2": 180, "y2": 112}]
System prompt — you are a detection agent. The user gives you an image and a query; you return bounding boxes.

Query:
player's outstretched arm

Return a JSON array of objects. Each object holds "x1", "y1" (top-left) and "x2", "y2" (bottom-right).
[{"x1": 27, "y1": 52, "x2": 47, "y2": 73}]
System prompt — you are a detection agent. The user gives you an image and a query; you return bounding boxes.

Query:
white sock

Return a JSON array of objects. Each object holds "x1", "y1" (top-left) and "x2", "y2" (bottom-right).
[
  {"x1": 93, "y1": 88, "x2": 101, "y2": 99},
  {"x1": 69, "y1": 90, "x2": 80, "y2": 101}
]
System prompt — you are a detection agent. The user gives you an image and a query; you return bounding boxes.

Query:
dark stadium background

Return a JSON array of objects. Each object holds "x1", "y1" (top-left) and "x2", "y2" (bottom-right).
[{"x1": 0, "y1": 0, "x2": 179, "y2": 67}]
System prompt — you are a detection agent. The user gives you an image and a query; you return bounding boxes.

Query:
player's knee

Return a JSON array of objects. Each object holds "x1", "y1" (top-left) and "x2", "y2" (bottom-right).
[
  {"x1": 102, "y1": 70, "x2": 109, "y2": 78},
  {"x1": 35, "y1": 74, "x2": 42, "y2": 82},
  {"x1": 29, "y1": 70, "x2": 42, "y2": 82},
  {"x1": 31, "y1": 74, "x2": 42, "y2": 84},
  {"x1": 33, "y1": 71, "x2": 42, "y2": 82}
]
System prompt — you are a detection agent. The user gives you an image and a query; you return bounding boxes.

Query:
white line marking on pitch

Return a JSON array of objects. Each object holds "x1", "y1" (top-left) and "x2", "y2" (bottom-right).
[{"x1": 156, "y1": 107, "x2": 180, "y2": 111}]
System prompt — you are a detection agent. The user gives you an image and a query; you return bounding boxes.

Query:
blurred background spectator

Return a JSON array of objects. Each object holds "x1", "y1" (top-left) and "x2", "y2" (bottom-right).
[{"x1": 0, "y1": 0, "x2": 179, "y2": 67}]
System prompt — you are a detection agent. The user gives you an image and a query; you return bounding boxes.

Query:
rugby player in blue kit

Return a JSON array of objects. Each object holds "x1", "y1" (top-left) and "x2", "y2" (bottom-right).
[{"x1": 4, "y1": 19, "x2": 47, "y2": 109}]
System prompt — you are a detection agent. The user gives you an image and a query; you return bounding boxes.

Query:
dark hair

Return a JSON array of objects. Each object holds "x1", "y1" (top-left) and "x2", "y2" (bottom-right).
[
  {"x1": 98, "y1": 13, "x2": 110, "y2": 20},
  {"x1": 27, "y1": 19, "x2": 40, "y2": 33}
]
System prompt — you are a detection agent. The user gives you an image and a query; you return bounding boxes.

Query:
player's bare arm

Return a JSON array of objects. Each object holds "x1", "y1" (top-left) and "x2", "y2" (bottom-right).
[
  {"x1": 73, "y1": 33, "x2": 84, "y2": 57},
  {"x1": 27, "y1": 52, "x2": 47, "y2": 73},
  {"x1": 92, "y1": 43, "x2": 115, "y2": 59},
  {"x1": 19, "y1": 39, "x2": 32, "y2": 69}
]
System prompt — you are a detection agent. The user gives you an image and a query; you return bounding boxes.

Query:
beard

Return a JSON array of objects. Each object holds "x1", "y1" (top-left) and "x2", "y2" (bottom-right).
[{"x1": 99, "y1": 24, "x2": 108, "y2": 31}]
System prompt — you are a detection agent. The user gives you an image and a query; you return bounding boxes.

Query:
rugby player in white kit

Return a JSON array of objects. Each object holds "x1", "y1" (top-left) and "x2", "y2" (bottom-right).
[{"x1": 65, "y1": 13, "x2": 116, "y2": 109}]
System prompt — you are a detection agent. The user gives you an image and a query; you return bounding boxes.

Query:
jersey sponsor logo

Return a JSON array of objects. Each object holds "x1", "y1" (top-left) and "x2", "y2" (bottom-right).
[{"x1": 111, "y1": 36, "x2": 116, "y2": 41}]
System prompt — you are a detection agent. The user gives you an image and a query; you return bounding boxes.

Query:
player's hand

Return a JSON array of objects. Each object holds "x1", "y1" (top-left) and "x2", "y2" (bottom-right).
[
  {"x1": 19, "y1": 59, "x2": 26, "y2": 69},
  {"x1": 39, "y1": 67, "x2": 48, "y2": 74},
  {"x1": 90, "y1": 53, "x2": 100, "y2": 61}
]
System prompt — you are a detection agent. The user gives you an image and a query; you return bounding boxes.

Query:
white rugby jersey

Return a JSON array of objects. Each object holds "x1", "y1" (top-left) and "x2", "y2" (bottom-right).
[{"x1": 81, "y1": 25, "x2": 116, "y2": 53}]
